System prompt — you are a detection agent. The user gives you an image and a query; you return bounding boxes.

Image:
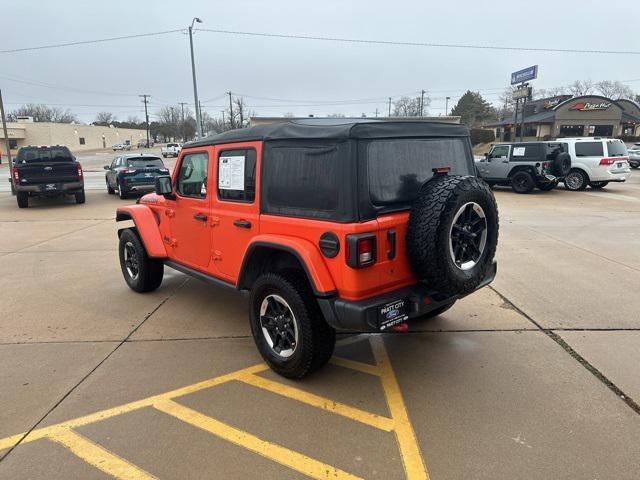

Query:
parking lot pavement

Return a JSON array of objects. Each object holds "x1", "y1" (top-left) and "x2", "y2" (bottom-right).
[{"x1": 1, "y1": 176, "x2": 639, "y2": 479}]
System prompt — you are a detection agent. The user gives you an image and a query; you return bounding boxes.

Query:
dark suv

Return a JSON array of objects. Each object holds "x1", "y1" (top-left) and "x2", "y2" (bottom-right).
[
  {"x1": 115, "y1": 120, "x2": 499, "y2": 378},
  {"x1": 104, "y1": 154, "x2": 169, "y2": 199},
  {"x1": 475, "y1": 141, "x2": 572, "y2": 193}
]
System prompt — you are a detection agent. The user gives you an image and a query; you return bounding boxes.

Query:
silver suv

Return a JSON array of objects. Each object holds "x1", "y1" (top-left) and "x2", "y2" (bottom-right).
[{"x1": 475, "y1": 142, "x2": 572, "y2": 193}]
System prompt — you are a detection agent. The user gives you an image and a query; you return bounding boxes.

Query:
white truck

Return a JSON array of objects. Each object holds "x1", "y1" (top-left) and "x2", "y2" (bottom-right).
[{"x1": 161, "y1": 143, "x2": 182, "y2": 158}]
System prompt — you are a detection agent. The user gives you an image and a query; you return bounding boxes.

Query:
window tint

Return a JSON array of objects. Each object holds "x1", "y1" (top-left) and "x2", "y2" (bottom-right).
[
  {"x1": 177, "y1": 152, "x2": 208, "y2": 198},
  {"x1": 127, "y1": 158, "x2": 164, "y2": 168},
  {"x1": 575, "y1": 142, "x2": 604, "y2": 157},
  {"x1": 17, "y1": 147, "x2": 74, "y2": 163},
  {"x1": 217, "y1": 149, "x2": 256, "y2": 202},
  {"x1": 606, "y1": 141, "x2": 627, "y2": 157},
  {"x1": 262, "y1": 143, "x2": 344, "y2": 219},
  {"x1": 367, "y1": 138, "x2": 470, "y2": 206},
  {"x1": 511, "y1": 144, "x2": 541, "y2": 160},
  {"x1": 490, "y1": 145, "x2": 509, "y2": 158}
]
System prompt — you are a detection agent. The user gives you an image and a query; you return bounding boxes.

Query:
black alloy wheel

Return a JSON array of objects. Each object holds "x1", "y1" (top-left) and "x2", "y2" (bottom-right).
[
  {"x1": 449, "y1": 202, "x2": 488, "y2": 271},
  {"x1": 259, "y1": 294, "x2": 299, "y2": 358}
]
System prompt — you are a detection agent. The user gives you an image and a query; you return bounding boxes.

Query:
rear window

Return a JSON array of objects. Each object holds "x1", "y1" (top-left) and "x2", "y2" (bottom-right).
[
  {"x1": 575, "y1": 142, "x2": 604, "y2": 157},
  {"x1": 606, "y1": 141, "x2": 627, "y2": 157},
  {"x1": 367, "y1": 138, "x2": 471, "y2": 206},
  {"x1": 17, "y1": 147, "x2": 73, "y2": 163},
  {"x1": 167, "y1": 143, "x2": 179, "y2": 148},
  {"x1": 127, "y1": 158, "x2": 164, "y2": 168}
]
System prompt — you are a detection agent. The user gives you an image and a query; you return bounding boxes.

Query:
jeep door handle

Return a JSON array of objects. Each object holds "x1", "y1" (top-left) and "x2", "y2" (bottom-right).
[
  {"x1": 233, "y1": 219, "x2": 252, "y2": 229},
  {"x1": 193, "y1": 213, "x2": 208, "y2": 222}
]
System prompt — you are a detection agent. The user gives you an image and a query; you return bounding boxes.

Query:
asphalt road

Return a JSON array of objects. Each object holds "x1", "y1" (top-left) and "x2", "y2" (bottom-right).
[{"x1": 0, "y1": 174, "x2": 639, "y2": 479}]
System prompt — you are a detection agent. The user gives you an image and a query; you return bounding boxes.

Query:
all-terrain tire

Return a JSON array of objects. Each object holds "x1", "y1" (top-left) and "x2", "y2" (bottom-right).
[
  {"x1": 406, "y1": 175, "x2": 498, "y2": 296},
  {"x1": 511, "y1": 171, "x2": 535, "y2": 194},
  {"x1": 249, "y1": 271, "x2": 335, "y2": 379},
  {"x1": 565, "y1": 169, "x2": 588, "y2": 191},
  {"x1": 118, "y1": 228, "x2": 164, "y2": 293},
  {"x1": 589, "y1": 181, "x2": 609, "y2": 189},
  {"x1": 75, "y1": 190, "x2": 86, "y2": 204},
  {"x1": 552, "y1": 152, "x2": 572, "y2": 177},
  {"x1": 17, "y1": 192, "x2": 28, "y2": 208}
]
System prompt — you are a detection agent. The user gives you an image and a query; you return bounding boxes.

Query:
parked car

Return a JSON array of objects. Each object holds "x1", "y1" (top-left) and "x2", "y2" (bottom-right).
[
  {"x1": 627, "y1": 143, "x2": 640, "y2": 169},
  {"x1": 10, "y1": 145, "x2": 85, "y2": 208},
  {"x1": 104, "y1": 154, "x2": 169, "y2": 199},
  {"x1": 475, "y1": 141, "x2": 572, "y2": 193},
  {"x1": 112, "y1": 143, "x2": 132, "y2": 151},
  {"x1": 561, "y1": 138, "x2": 631, "y2": 190},
  {"x1": 161, "y1": 143, "x2": 182, "y2": 158},
  {"x1": 137, "y1": 139, "x2": 155, "y2": 148},
  {"x1": 115, "y1": 120, "x2": 499, "y2": 378}
]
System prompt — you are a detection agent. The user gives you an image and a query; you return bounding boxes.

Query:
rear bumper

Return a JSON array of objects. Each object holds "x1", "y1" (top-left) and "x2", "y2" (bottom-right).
[
  {"x1": 318, "y1": 261, "x2": 497, "y2": 332},
  {"x1": 124, "y1": 183, "x2": 156, "y2": 192},
  {"x1": 590, "y1": 168, "x2": 631, "y2": 183},
  {"x1": 14, "y1": 181, "x2": 84, "y2": 194}
]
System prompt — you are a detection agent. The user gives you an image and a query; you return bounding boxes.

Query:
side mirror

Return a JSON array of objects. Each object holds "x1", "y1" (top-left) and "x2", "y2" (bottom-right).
[
  {"x1": 155, "y1": 175, "x2": 174, "y2": 199},
  {"x1": 103, "y1": 165, "x2": 110, "y2": 170}
]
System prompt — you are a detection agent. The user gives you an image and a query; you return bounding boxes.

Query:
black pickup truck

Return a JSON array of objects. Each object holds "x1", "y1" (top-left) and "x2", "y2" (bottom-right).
[{"x1": 10, "y1": 146, "x2": 85, "y2": 208}]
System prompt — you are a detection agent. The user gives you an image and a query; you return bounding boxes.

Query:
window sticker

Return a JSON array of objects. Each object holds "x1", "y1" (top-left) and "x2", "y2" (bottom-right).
[
  {"x1": 219, "y1": 156, "x2": 245, "y2": 190},
  {"x1": 513, "y1": 147, "x2": 525, "y2": 157}
]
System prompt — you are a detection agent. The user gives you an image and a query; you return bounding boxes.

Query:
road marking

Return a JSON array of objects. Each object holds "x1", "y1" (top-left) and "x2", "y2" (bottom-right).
[
  {"x1": 237, "y1": 372, "x2": 395, "y2": 432},
  {"x1": 48, "y1": 427, "x2": 157, "y2": 479},
  {"x1": 371, "y1": 336, "x2": 429, "y2": 480},
  {"x1": 153, "y1": 399, "x2": 361, "y2": 480},
  {"x1": 0, "y1": 337, "x2": 428, "y2": 479}
]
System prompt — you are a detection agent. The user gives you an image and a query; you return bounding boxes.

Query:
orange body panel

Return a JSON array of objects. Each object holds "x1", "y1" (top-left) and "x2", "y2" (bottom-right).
[{"x1": 116, "y1": 205, "x2": 167, "y2": 258}]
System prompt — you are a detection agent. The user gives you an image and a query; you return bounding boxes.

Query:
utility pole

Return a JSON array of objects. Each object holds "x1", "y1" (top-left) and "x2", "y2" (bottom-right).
[
  {"x1": 139, "y1": 94, "x2": 150, "y2": 147},
  {"x1": 199, "y1": 100, "x2": 205, "y2": 135},
  {"x1": 221, "y1": 110, "x2": 226, "y2": 129},
  {"x1": 178, "y1": 102, "x2": 187, "y2": 141},
  {"x1": 445, "y1": 96, "x2": 451, "y2": 116},
  {"x1": 228, "y1": 91, "x2": 234, "y2": 129},
  {"x1": 0, "y1": 89, "x2": 12, "y2": 168},
  {"x1": 375, "y1": 108, "x2": 379, "y2": 118},
  {"x1": 420, "y1": 89, "x2": 425, "y2": 116},
  {"x1": 388, "y1": 97, "x2": 392, "y2": 117},
  {"x1": 189, "y1": 17, "x2": 204, "y2": 138}
]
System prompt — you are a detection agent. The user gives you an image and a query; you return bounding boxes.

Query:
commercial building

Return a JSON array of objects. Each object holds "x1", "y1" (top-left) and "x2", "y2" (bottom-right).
[
  {"x1": 486, "y1": 95, "x2": 640, "y2": 142},
  {"x1": 0, "y1": 119, "x2": 148, "y2": 155}
]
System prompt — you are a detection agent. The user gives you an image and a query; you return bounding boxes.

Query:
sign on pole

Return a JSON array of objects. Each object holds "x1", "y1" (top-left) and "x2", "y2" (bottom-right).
[
  {"x1": 511, "y1": 65, "x2": 538, "y2": 85},
  {"x1": 512, "y1": 86, "x2": 532, "y2": 101}
]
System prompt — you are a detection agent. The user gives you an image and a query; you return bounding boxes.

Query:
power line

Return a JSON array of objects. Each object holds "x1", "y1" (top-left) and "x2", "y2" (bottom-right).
[
  {"x1": 0, "y1": 29, "x2": 184, "y2": 54},
  {"x1": 198, "y1": 28, "x2": 640, "y2": 55}
]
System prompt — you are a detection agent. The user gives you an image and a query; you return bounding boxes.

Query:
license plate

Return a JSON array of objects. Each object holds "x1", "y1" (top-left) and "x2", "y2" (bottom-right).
[
  {"x1": 617, "y1": 162, "x2": 623, "y2": 168},
  {"x1": 45, "y1": 183, "x2": 57, "y2": 191},
  {"x1": 144, "y1": 173, "x2": 153, "y2": 177},
  {"x1": 378, "y1": 299, "x2": 408, "y2": 331}
]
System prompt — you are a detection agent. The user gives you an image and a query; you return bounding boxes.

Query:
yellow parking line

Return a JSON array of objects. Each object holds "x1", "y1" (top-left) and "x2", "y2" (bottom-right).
[
  {"x1": 0, "y1": 363, "x2": 269, "y2": 449},
  {"x1": 153, "y1": 399, "x2": 362, "y2": 480},
  {"x1": 330, "y1": 356, "x2": 382, "y2": 377},
  {"x1": 47, "y1": 427, "x2": 157, "y2": 480},
  {"x1": 370, "y1": 336, "x2": 429, "y2": 480},
  {"x1": 237, "y1": 373, "x2": 395, "y2": 432}
]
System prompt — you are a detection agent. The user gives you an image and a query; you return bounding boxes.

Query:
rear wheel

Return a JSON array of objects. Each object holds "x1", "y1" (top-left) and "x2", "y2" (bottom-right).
[
  {"x1": 250, "y1": 271, "x2": 335, "y2": 378},
  {"x1": 511, "y1": 171, "x2": 535, "y2": 194},
  {"x1": 589, "y1": 181, "x2": 609, "y2": 189},
  {"x1": 118, "y1": 229, "x2": 164, "y2": 293},
  {"x1": 565, "y1": 169, "x2": 588, "y2": 191},
  {"x1": 75, "y1": 190, "x2": 85, "y2": 204},
  {"x1": 17, "y1": 192, "x2": 28, "y2": 208},
  {"x1": 118, "y1": 181, "x2": 128, "y2": 199}
]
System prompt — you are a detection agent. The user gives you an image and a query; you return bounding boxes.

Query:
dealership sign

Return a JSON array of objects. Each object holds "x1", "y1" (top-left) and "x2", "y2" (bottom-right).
[
  {"x1": 511, "y1": 65, "x2": 538, "y2": 85},
  {"x1": 512, "y1": 86, "x2": 532, "y2": 100},
  {"x1": 569, "y1": 101, "x2": 612, "y2": 111}
]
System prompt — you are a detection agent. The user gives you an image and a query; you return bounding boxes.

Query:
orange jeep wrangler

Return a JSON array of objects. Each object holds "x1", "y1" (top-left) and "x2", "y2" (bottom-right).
[{"x1": 116, "y1": 119, "x2": 498, "y2": 378}]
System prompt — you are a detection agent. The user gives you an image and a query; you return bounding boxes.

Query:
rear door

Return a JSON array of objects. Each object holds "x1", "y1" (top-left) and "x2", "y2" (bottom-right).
[
  {"x1": 167, "y1": 150, "x2": 212, "y2": 270},
  {"x1": 209, "y1": 142, "x2": 261, "y2": 283}
]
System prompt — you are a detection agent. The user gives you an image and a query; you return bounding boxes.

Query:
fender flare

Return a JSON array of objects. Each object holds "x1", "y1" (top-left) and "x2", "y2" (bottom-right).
[
  {"x1": 116, "y1": 205, "x2": 167, "y2": 258},
  {"x1": 238, "y1": 235, "x2": 337, "y2": 297},
  {"x1": 507, "y1": 165, "x2": 538, "y2": 178}
]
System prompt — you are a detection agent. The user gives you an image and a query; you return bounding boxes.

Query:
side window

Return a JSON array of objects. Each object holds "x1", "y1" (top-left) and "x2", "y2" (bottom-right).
[
  {"x1": 177, "y1": 152, "x2": 209, "y2": 198},
  {"x1": 512, "y1": 144, "x2": 541, "y2": 161},
  {"x1": 490, "y1": 145, "x2": 509, "y2": 159},
  {"x1": 217, "y1": 149, "x2": 256, "y2": 202},
  {"x1": 575, "y1": 142, "x2": 604, "y2": 157},
  {"x1": 110, "y1": 158, "x2": 118, "y2": 168}
]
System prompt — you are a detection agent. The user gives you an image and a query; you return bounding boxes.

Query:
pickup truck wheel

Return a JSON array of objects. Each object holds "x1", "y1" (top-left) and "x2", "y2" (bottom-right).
[
  {"x1": 565, "y1": 169, "x2": 588, "y2": 191},
  {"x1": 407, "y1": 175, "x2": 498, "y2": 296},
  {"x1": 17, "y1": 192, "x2": 28, "y2": 208},
  {"x1": 510, "y1": 171, "x2": 535, "y2": 193},
  {"x1": 118, "y1": 229, "x2": 164, "y2": 293},
  {"x1": 250, "y1": 272, "x2": 335, "y2": 379},
  {"x1": 75, "y1": 190, "x2": 86, "y2": 204},
  {"x1": 589, "y1": 181, "x2": 609, "y2": 189}
]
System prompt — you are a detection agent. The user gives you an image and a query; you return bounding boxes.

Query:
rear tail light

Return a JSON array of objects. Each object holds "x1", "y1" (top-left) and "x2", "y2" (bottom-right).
[
  {"x1": 346, "y1": 233, "x2": 377, "y2": 268},
  {"x1": 121, "y1": 168, "x2": 137, "y2": 174},
  {"x1": 77, "y1": 165, "x2": 83, "y2": 178},
  {"x1": 599, "y1": 158, "x2": 615, "y2": 166},
  {"x1": 12, "y1": 168, "x2": 19, "y2": 182},
  {"x1": 542, "y1": 161, "x2": 551, "y2": 171}
]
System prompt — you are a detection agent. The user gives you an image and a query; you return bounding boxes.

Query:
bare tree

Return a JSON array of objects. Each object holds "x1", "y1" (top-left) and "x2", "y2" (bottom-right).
[
  {"x1": 594, "y1": 80, "x2": 634, "y2": 99},
  {"x1": 392, "y1": 96, "x2": 428, "y2": 116},
  {"x1": 567, "y1": 79, "x2": 594, "y2": 96},
  {"x1": 10, "y1": 104, "x2": 77, "y2": 123},
  {"x1": 95, "y1": 111, "x2": 115, "y2": 124}
]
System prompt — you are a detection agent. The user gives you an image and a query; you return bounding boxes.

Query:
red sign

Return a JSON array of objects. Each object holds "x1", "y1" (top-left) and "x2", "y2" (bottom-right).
[{"x1": 569, "y1": 101, "x2": 611, "y2": 111}]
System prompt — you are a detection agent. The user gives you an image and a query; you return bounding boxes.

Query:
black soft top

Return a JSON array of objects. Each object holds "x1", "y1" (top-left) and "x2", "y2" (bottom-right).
[{"x1": 186, "y1": 119, "x2": 469, "y2": 148}]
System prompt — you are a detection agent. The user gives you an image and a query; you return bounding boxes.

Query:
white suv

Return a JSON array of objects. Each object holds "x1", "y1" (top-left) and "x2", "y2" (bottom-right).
[{"x1": 562, "y1": 137, "x2": 631, "y2": 191}]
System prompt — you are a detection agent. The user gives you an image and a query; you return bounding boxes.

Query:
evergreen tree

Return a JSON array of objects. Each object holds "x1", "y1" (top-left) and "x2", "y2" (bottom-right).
[{"x1": 450, "y1": 91, "x2": 496, "y2": 126}]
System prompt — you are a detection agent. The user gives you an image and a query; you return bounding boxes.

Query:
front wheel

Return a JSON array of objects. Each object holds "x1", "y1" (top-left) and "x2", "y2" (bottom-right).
[
  {"x1": 565, "y1": 169, "x2": 588, "y2": 191},
  {"x1": 250, "y1": 272, "x2": 335, "y2": 379},
  {"x1": 589, "y1": 181, "x2": 609, "y2": 189},
  {"x1": 118, "y1": 229, "x2": 164, "y2": 292}
]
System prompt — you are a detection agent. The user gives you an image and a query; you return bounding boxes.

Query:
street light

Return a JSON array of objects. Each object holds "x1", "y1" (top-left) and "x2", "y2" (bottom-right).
[{"x1": 189, "y1": 17, "x2": 203, "y2": 138}]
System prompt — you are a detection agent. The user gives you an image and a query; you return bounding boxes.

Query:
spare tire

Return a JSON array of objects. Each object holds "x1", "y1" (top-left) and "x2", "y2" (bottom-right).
[
  {"x1": 406, "y1": 175, "x2": 499, "y2": 296},
  {"x1": 552, "y1": 152, "x2": 571, "y2": 177}
]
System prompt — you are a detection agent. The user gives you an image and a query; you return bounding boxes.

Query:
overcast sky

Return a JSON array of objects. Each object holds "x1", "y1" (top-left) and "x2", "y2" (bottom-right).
[{"x1": 2, "y1": 0, "x2": 639, "y2": 123}]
